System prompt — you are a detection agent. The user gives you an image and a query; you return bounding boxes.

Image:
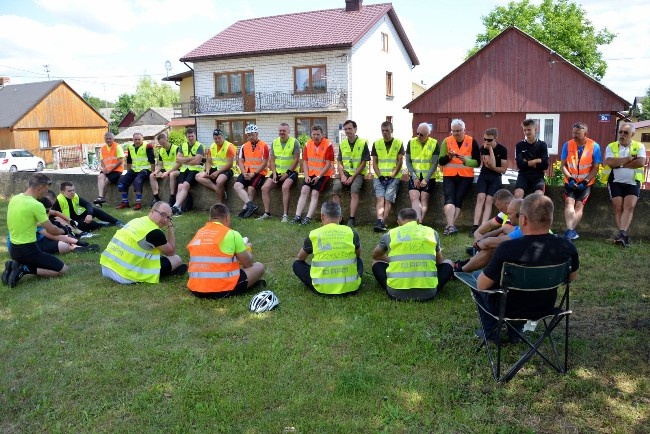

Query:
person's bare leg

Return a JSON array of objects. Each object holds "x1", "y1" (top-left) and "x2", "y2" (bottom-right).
[{"x1": 243, "y1": 262, "x2": 265, "y2": 287}]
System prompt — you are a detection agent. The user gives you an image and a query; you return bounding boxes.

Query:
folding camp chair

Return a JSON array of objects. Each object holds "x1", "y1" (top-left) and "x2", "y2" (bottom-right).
[{"x1": 470, "y1": 260, "x2": 572, "y2": 382}]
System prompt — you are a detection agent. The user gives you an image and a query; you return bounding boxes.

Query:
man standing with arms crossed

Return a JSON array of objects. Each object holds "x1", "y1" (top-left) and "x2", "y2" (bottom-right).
[
  {"x1": 196, "y1": 129, "x2": 236, "y2": 204},
  {"x1": 331, "y1": 120, "x2": 370, "y2": 228},
  {"x1": 94, "y1": 132, "x2": 124, "y2": 206},
  {"x1": 371, "y1": 121, "x2": 404, "y2": 232},
  {"x1": 560, "y1": 122, "x2": 601, "y2": 240},
  {"x1": 258, "y1": 123, "x2": 300, "y2": 221}
]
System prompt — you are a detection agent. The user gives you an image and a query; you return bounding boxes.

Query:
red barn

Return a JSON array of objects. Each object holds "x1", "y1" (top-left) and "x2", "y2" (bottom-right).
[{"x1": 405, "y1": 27, "x2": 630, "y2": 170}]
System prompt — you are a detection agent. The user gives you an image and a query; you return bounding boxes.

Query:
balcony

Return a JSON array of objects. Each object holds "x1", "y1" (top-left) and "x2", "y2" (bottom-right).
[{"x1": 172, "y1": 90, "x2": 347, "y2": 117}]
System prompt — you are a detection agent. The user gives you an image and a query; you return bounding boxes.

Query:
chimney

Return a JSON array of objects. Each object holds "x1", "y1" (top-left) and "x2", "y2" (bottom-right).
[
  {"x1": 0, "y1": 76, "x2": 9, "y2": 88},
  {"x1": 345, "y1": 0, "x2": 362, "y2": 12}
]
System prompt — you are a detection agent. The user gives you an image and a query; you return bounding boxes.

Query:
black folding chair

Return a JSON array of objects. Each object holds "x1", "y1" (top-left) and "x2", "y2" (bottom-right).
[{"x1": 470, "y1": 260, "x2": 572, "y2": 382}]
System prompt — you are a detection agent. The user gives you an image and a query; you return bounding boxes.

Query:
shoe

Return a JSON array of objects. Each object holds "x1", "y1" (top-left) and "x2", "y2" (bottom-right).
[
  {"x1": 281, "y1": 214, "x2": 289, "y2": 223},
  {"x1": 301, "y1": 216, "x2": 312, "y2": 226},
  {"x1": 150, "y1": 197, "x2": 158, "y2": 207},
  {"x1": 256, "y1": 212, "x2": 271, "y2": 220},
  {"x1": 453, "y1": 259, "x2": 469, "y2": 273},
  {"x1": 290, "y1": 216, "x2": 302, "y2": 224},
  {"x1": 564, "y1": 229, "x2": 579, "y2": 240},
  {"x1": 96, "y1": 221, "x2": 110, "y2": 227},
  {"x1": 251, "y1": 279, "x2": 267, "y2": 290},
  {"x1": 237, "y1": 208, "x2": 247, "y2": 218},
  {"x1": 171, "y1": 206, "x2": 183, "y2": 216},
  {"x1": 168, "y1": 195, "x2": 176, "y2": 206},
  {"x1": 8, "y1": 260, "x2": 26, "y2": 288},
  {"x1": 373, "y1": 219, "x2": 387, "y2": 232},
  {"x1": 78, "y1": 232, "x2": 95, "y2": 239},
  {"x1": 620, "y1": 235, "x2": 631, "y2": 247},
  {"x1": 93, "y1": 197, "x2": 106, "y2": 205},
  {"x1": 469, "y1": 225, "x2": 478, "y2": 237},
  {"x1": 171, "y1": 263, "x2": 188, "y2": 276},
  {"x1": 447, "y1": 226, "x2": 459, "y2": 235},
  {"x1": 72, "y1": 244, "x2": 100, "y2": 253},
  {"x1": 133, "y1": 203, "x2": 142, "y2": 211},
  {"x1": 76, "y1": 240, "x2": 89, "y2": 247},
  {"x1": 116, "y1": 202, "x2": 130, "y2": 209},
  {"x1": 347, "y1": 217, "x2": 355, "y2": 228},
  {"x1": 466, "y1": 246, "x2": 477, "y2": 257},
  {"x1": 243, "y1": 202, "x2": 259, "y2": 219},
  {"x1": 114, "y1": 220, "x2": 125, "y2": 228},
  {"x1": 2, "y1": 260, "x2": 13, "y2": 285}
]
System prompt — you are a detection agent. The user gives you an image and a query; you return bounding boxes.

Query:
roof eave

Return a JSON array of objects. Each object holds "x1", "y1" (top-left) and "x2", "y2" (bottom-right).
[{"x1": 180, "y1": 43, "x2": 353, "y2": 63}]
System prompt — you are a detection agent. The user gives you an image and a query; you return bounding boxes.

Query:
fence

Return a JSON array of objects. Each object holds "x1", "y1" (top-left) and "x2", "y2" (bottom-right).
[{"x1": 27, "y1": 144, "x2": 102, "y2": 169}]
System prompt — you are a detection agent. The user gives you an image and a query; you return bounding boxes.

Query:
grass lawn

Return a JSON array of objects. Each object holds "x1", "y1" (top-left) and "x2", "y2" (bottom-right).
[{"x1": 1, "y1": 201, "x2": 648, "y2": 433}]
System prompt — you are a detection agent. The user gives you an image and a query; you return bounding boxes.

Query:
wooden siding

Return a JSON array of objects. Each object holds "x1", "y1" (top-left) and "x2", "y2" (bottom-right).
[{"x1": 408, "y1": 28, "x2": 629, "y2": 114}]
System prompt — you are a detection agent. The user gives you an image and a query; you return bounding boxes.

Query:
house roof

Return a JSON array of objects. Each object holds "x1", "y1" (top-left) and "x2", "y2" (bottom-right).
[
  {"x1": 180, "y1": 2, "x2": 418, "y2": 66},
  {"x1": 99, "y1": 108, "x2": 113, "y2": 122},
  {"x1": 162, "y1": 70, "x2": 193, "y2": 82},
  {"x1": 632, "y1": 119, "x2": 650, "y2": 129},
  {"x1": 0, "y1": 80, "x2": 62, "y2": 128},
  {"x1": 115, "y1": 124, "x2": 169, "y2": 140}
]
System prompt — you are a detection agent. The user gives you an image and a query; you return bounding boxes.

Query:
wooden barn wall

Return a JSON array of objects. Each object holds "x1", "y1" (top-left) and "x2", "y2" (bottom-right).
[
  {"x1": 409, "y1": 30, "x2": 628, "y2": 114},
  {"x1": 0, "y1": 129, "x2": 15, "y2": 149},
  {"x1": 413, "y1": 112, "x2": 619, "y2": 173},
  {"x1": 14, "y1": 85, "x2": 107, "y2": 130}
]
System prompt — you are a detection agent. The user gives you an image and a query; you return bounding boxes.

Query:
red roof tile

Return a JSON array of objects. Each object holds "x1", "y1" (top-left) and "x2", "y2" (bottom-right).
[{"x1": 180, "y1": 3, "x2": 418, "y2": 65}]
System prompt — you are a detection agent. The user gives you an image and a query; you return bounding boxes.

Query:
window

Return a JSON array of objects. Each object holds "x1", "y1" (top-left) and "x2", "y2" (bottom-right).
[
  {"x1": 39, "y1": 130, "x2": 50, "y2": 149},
  {"x1": 386, "y1": 72, "x2": 393, "y2": 98},
  {"x1": 381, "y1": 32, "x2": 389, "y2": 52},
  {"x1": 641, "y1": 133, "x2": 650, "y2": 142},
  {"x1": 295, "y1": 117, "x2": 328, "y2": 138},
  {"x1": 216, "y1": 119, "x2": 256, "y2": 146},
  {"x1": 525, "y1": 113, "x2": 560, "y2": 155},
  {"x1": 214, "y1": 71, "x2": 254, "y2": 97},
  {"x1": 294, "y1": 66, "x2": 327, "y2": 93}
]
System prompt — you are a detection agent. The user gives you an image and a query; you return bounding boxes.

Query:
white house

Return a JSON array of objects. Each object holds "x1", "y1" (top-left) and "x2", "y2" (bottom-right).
[{"x1": 178, "y1": 0, "x2": 419, "y2": 147}]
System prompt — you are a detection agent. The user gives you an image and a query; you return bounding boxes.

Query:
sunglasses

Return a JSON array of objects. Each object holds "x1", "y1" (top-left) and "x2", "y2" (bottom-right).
[
  {"x1": 483, "y1": 138, "x2": 494, "y2": 142},
  {"x1": 417, "y1": 133, "x2": 427, "y2": 137},
  {"x1": 618, "y1": 130, "x2": 631, "y2": 135}
]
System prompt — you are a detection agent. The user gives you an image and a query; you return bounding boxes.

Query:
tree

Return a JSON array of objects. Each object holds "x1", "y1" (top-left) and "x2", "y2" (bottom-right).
[
  {"x1": 82, "y1": 92, "x2": 113, "y2": 111},
  {"x1": 468, "y1": 0, "x2": 616, "y2": 81},
  {"x1": 109, "y1": 93, "x2": 134, "y2": 135},
  {"x1": 638, "y1": 87, "x2": 650, "y2": 121},
  {"x1": 131, "y1": 75, "x2": 180, "y2": 116}
]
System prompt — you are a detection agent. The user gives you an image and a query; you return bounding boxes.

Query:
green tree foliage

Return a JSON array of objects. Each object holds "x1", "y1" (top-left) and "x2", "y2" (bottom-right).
[
  {"x1": 109, "y1": 93, "x2": 134, "y2": 135},
  {"x1": 468, "y1": 0, "x2": 616, "y2": 81},
  {"x1": 638, "y1": 87, "x2": 650, "y2": 121},
  {"x1": 131, "y1": 75, "x2": 180, "y2": 116},
  {"x1": 82, "y1": 92, "x2": 113, "y2": 111},
  {"x1": 168, "y1": 129, "x2": 186, "y2": 150}
]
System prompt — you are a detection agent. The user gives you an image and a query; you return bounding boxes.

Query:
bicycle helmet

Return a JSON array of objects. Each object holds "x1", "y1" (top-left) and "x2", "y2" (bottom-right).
[
  {"x1": 249, "y1": 290, "x2": 279, "y2": 313},
  {"x1": 244, "y1": 124, "x2": 258, "y2": 134}
]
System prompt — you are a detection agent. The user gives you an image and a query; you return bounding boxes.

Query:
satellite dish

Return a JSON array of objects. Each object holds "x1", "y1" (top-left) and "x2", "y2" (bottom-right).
[{"x1": 164, "y1": 60, "x2": 172, "y2": 78}]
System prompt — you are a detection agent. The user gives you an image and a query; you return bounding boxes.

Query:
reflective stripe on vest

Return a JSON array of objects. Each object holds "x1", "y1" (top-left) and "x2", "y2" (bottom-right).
[
  {"x1": 442, "y1": 135, "x2": 474, "y2": 177},
  {"x1": 101, "y1": 143, "x2": 123, "y2": 173},
  {"x1": 272, "y1": 137, "x2": 297, "y2": 173},
  {"x1": 181, "y1": 141, "x2": 203, "y2": 172},
  {"x1": 309, "y1": 223, "x2": 360, "y2": 294},
  {"x1": 187, "y1": 222, "x2": 241, "y2": 293},
  {"x1": 100, "y1": 216, "x2": 161, "y2": 283},
  {"x1": 374, "y1": 139, "x2": 403, "y2": 176},
  {"x1": 564, "y1": 139, "x2": 596, "y2": 185},
  {"x1": 127, "y1": 144, "x2": 151, "y2": 172},
  {"x1": 159, "y1": 144, "x2": 179, "y2": 171},
  {"x1": 339, "y1": 138, "x2": 368, "y2": 175},
  {"x1": 56, "y1": 193, "x2": 85, "y2": 218},
  {"x1": 409, "y1": 137, "x2": 438, "y2": 177},
  {"x1": 209, "y1": 141, "x2": 234, "y2": 170},
  {"x1": 600, "y1": 141, "x2": 644, "y2": 183},
  {"x1": 242, "y1": 141, "x2": 269, "y2": 175},
  {"x1": 305, "y1": 138, "x2": 334, "y2": 176},
  {"x1": 387, "y1": 221, "x2": 438, "y2": 290}
]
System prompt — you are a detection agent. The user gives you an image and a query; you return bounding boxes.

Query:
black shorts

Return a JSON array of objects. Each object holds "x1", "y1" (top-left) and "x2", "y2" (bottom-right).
[
  {"x1": 103, "y1": 171, "x2": 122, "y2": 184},
  {"x1": 118, "y1": 170, "x2": 151, "y2": 193},
  {"x1": 302, "y1": 175, "x2": 331, "y2": 192},
  {"x1": 408, "y1": 176, "x2": 435, "y2": 194},
  {"x1": 9, "y1": 242, "x2": 65, "y2": 272},
  {"x1": 190, "y1": 269, "x2": 249, "y2": 299},
  {"x1": 515, "y1": 174, "x2": 545, "y2": 195},
  {"x1": 608, "y1": 181, "x2": 640, "y2": 199},
  {"x1": 564, "y1": 184, "x2": 592, "y2": 204},
  {"x1": 177, "y1": 170, "x2": 199, "y2": 186},
  {"x1": 208, "y1": 168, "x2": 234, "y2": 182},
  {"x1": 273, "y1": 170, "x2": 299, "y2": 185},
  {"x1": 36, "y1": 238, "x2": 61, "y2": 254},
  {"x1": 236, "y1": 173, "x2": 266, "y2": 189},
  {"x1": 442, "y1": 176, "x2": 473, "y2": 208},
  {"x1": 476, "y1": 173, "x2": 502, "y2": 196}
]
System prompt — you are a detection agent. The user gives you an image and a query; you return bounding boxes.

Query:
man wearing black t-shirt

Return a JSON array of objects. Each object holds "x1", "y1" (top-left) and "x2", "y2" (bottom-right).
[
  {"x1": 514, "y1": 119, "x2": 549, "y2": 198},
  {"x1": 475, "y1": 194, "x2": 579, "y2": 342}
]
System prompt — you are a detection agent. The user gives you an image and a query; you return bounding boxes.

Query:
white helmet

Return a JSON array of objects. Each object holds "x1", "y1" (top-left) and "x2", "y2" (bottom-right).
[
  {"x1": 249, "y1": 290, "x2": 279, "y2": 313},
  {"x1": 244, "y1": 124, "x2": 258, "y2": 134}
]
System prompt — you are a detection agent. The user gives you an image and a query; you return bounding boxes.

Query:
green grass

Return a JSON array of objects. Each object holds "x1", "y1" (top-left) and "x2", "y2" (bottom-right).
[{"x1": 1, "y1": 202, "x2": 648, "y2": 433}]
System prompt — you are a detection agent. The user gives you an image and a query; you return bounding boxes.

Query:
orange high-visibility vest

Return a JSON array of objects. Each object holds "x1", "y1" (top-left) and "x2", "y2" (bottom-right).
[
  {"x1": 442, "y1": 135, "x2": 474, "y2": 177},
  {"x1": 242, "y1": 141, "x2": 268, "y2": 175},
  {"x1": 101, "y1": 143, "x2": 123, "y2": 173},
  {"x1": 563, "y1": 139, "x2": 596, "y2": 185},
  {"x1": 187, "y1": 222, "x2": 241, "y2": 293},
  {"x1": 305, "y1": 138, "x2": 333, "y2": 177}
]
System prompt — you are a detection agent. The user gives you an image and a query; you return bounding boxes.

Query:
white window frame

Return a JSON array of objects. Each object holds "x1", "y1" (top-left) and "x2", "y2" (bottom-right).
[{"x1": 525, "y1": 113, "x2": 560, "y2": 155}]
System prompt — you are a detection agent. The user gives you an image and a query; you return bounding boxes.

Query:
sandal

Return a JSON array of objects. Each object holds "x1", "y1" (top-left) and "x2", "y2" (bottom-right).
[{"x1": 93, "y1": 197, "x2": 106, "y2": 205}]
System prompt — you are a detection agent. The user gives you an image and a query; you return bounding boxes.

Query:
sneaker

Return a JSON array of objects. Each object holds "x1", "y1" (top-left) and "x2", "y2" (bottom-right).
[
  {"x1": 114, "y1": 220, "x2": 125, "y2": 228},
  {"x1": 76, "y1": 240, "x2": 89, "y2": 247},
  {"x1": 256, "y1": 212, "x2": 271, "y2": 220},
  {"x1": 8, "y1": 260, "x2": 26, "y2": 288},
  {"x1": 133, "y1": 203, "x2": 142, "y2": 211},
  {"x1": 150, "y1": 197, "x2": 158, "y2": 207},
  {"x1": 564, "y1": 229, "x2": 579, "y2": 240},
  {"x1": 237, "y1": 208, "x2": 247, "y2": 218},
  {"x1": 251, "y1": 279, "x2": 267, "y2": 290},
  {"x1": 2, "y1": 260, "x2": 13, "y2": 285},
  {"x1": 290, "y1": 215, "x2": 302, "y2": 224},
  {"x1": 301, "y1": 216, "x2": 312, "y2": 226},
  {"x1": 619, "y1": 235, "x2": 631, "y2": 247},
  {"x1": 93, "y1": 197, "x2": 106, "y2": 205},
  {"x1": 243, "y1": 202, "x2": 259, "y2": 219},
  {"x1": 347, "y1": 217, "x2": 355, "y2": 228},
  {"x1": 453, "y1": 259, "x2": 469, "y2": 273},
  {"x1": 116, "y1": 202, "x2": 130, "y2": 209},
  {"x1": 72, "y1": 244, "x2": 100, "y2": 253},
  {"x1": 281, "y1": 214, "x2": 289, "y2": 223},
  {"x1": 168, "y1": 195, "x2": 176, "y2": 206},
  {"x1": 78, "y1": 232, "x2": 95, "y2": 239},
  {"x1": 443, "y1": 226, "x2": 450, "y2": 236},
  {"x1": 373, "y1": 219, "x2": 387, "y2": 232},
  {"x1": 171, "y1": 264, "x2": 188, "y2": 276},
  {"x1": 447, "y1": 226, "x2": 459, "y2": 235},
  {"x1": 465, "y1": 246, "x2": 477, "y2": 257},
  {"x1": 171, "y1": 206, "x2": 183, "y2": 216}
]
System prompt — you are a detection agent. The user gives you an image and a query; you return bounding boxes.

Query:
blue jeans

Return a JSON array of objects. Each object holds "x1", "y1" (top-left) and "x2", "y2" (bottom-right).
[{"x1": 473, "y1": 289, "x2": 523, "y2": 340}]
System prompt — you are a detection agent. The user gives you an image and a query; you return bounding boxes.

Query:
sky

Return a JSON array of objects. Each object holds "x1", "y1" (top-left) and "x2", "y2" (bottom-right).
[{"x1": 1, "y1": 0, "x2": 649, "y2": 104}]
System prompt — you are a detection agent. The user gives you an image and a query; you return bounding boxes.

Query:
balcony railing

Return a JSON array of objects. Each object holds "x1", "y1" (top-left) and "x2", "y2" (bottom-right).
[{"x1": 173, "y1": 90, "x2": 347, "y2": 116}]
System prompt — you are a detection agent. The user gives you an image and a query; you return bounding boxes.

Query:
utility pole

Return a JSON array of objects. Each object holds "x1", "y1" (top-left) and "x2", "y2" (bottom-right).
[{"x1": 43, "y1": 64, "x2": 50, "y2": 80}]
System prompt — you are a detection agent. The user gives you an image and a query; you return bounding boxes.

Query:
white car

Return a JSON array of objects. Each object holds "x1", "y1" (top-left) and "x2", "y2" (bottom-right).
[{"x1": 0, "y1": 149, "x2": 45, "y2": 172}]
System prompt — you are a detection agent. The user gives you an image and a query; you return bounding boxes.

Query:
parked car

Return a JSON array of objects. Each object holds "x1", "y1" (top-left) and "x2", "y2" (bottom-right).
[{"x1": 0, "y1": 149, "x2": 45, "y2": 172}]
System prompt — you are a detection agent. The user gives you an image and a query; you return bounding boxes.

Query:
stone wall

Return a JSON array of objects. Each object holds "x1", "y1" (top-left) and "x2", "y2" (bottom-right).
[{"x1": 2, "y1": 172, "x2": 647, "y2": 240}]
